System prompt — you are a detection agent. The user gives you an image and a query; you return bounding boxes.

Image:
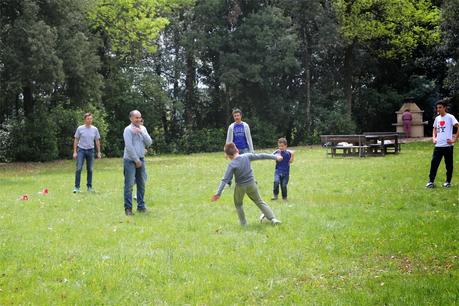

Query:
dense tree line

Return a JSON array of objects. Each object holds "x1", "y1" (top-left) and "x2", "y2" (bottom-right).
[{"x1": 0, "y1": 0, "x2": 457, "y2": 161}]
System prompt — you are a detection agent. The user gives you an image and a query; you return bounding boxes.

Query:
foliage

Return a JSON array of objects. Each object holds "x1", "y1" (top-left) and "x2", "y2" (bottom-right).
[
  {"x1": 0, "y1": 118, "x2": 20, "y2": 162},
  {"x1": 333, "y1": 0, "x2": 441, "y2": 59},
  {"x1": 50, "y1": 105, "x2": 109, "y2": 158},
  {"x1": 0, "y1": 0, "x2": 456, "y2": 160},
  {"x1": 182, "y1": 128, "x2": 226, "y2": 154},
  {"x1": 313, "y1": 105, "x2": 357, "y2": 136},
  {"x1": 87, "y1": 0, "x2": 193, "y2": 57},
  {"x1": 13, "y1": 107, "x2": 59, "y2": 162},
  {"x1": 247, "y1": 117, "x2": 284, "y2": 150}
]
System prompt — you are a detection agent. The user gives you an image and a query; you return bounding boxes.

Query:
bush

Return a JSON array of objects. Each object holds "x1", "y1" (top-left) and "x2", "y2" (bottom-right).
[
  {"x1": 0, "y1": 118, "x2": 21, "y2": 162},
  {"x1": 51, "y1": 105, "x2": 109, "y2": 158},
  {"x1": 311, "y1": 108, "x2": 357, "y2": 143},
  {"x1": 14, "y1": 110, "x2": 59, "y2": 162},
  {"x1": 247, "y1": 117, "x2": 283, "y2": 149},
  {"x1": 182, "y1": 128, "x2": 226, "y2": 154}
]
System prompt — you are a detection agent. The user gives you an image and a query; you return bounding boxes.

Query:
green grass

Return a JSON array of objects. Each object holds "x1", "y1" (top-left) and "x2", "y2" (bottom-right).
[{"x1": 0, "y1": 142, "x2": 458, "y2": 305}]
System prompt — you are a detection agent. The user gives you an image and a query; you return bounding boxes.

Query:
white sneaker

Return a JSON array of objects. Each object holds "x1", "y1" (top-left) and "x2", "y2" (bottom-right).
[
  {"x1": 442, "y1": 182, "x2": 451, "y2": 188},
  {"x1": 425, "y1": 182, "x2": 434, "y2": 188},
  {"x1": 271, "y1": 218, "x2": 282, "y2": 225}
]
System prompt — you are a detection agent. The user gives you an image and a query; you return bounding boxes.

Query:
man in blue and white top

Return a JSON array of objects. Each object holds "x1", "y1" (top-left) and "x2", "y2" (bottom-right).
[
  {"x1": 226, "y1": 108, "x2": 254, "y2": 154},
  {"x1": 425, "y1": 99, "x2": 459, "y2": 188},
  {"x1": 123, "y1": 110, "x2": 153, "y2": 215},
  {"x1": 73, "y1": 113, "x2": 101, "y2": 193},
  {"x1": 225, "y1": 109, "x2": 254, "y2": 187}
]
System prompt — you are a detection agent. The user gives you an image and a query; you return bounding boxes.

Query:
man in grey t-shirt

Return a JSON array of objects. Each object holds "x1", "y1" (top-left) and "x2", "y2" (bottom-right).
[{"x1": 73, "y1": 113, "x2": 101, "y2": 193}]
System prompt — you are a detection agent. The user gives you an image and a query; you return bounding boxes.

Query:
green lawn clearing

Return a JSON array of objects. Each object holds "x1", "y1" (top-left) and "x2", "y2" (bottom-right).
[{"x1": 0, "y1": 141, "x2": 457, "y2": 305}]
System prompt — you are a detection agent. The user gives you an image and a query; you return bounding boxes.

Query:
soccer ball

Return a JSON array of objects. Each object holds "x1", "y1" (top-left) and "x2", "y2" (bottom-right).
[{"x1": 259, "y1": 214, "x2": 269, "y2": 224}]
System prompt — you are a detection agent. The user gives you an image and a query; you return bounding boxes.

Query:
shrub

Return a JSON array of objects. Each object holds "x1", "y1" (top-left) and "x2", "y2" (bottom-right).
[
  {"x1": 51, "y1": 105, "x2": 109, "y2": 158},
  {"x1": 0, "y1": 118, "x2": 21, "y2": 162},
  {"x1": 182, "y1": 128, "x2": 226, "y2": 154},
  {"x1": 246, "y1": 117, "x2": 283, "y2": 149},
  {"x1": 14, "y1": 109, "x2": 59, "y2": 162}
]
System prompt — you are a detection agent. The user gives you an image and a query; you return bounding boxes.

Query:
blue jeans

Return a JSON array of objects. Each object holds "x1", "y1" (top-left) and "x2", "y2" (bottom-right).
[
  {"x1": 124, "y1": 158, "x2": 147, "y2": 210},
  {"x1": 273, "y1": 172, "x2": 289, "y2": 199},
  {"x1": 74, "y1": 148, "x2": 95, "y2": 188}
]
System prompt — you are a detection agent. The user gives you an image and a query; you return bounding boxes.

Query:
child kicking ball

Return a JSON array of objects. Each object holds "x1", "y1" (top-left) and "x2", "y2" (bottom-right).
[{"x1": 211, "y1": 142, "x2": 282, "y2": 226}]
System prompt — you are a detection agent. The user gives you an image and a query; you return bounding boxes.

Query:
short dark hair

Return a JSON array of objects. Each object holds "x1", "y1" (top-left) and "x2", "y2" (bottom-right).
[
  {"x1": 278, "y1": 137, "x2": 287, "y2": 145},
  {"x1": 436, "y1": 99, "x2": 449, "y2": 108},
  {"x1": 232, "y1": 108, "x2": 242, "y2": 115},
  {"x1": 83, "y1": 112, "x2": 92, "y2": 119},
  {"x1": 224, "y1": 142, "x2": 238, "y2": 156}
]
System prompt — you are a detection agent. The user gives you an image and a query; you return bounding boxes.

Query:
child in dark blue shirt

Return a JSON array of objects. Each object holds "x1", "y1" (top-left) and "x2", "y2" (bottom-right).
[{"x1": 272, "y1": 138, "x2": 295, "y2": 200}]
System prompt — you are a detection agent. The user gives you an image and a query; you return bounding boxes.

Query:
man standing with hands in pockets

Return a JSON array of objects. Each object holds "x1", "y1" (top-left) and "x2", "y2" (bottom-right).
[{"x1": 123, "y1": 110, "x2": 153, "y2": 215}]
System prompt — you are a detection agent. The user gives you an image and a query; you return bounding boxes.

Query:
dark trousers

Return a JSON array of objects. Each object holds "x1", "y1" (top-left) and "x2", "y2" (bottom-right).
[
  {"x1": 273, "y1": 172, "x2": 289, "y2": 199},
  {"x1": 429, "y1": 146, "x2": 454, "y2": 183}
]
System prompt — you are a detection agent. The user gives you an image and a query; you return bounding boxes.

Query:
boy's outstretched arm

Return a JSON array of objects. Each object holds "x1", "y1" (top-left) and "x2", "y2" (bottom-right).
[{"x1": 248, "y1": 153, "x2": 283, "y2": 161}]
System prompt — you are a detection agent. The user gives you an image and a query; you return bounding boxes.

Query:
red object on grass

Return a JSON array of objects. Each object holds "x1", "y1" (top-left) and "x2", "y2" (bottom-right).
[{"x1": 20, "y1": 194, "x2": 29, "y2": 201}]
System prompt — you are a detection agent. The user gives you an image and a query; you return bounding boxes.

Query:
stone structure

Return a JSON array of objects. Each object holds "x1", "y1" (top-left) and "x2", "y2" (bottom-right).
[{"x1": 393, "y1": 99, "x2": 427, "y2": 138}]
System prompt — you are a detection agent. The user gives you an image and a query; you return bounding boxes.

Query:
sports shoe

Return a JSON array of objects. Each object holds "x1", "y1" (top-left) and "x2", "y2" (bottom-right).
[
  {"x1": 271, "y1": 195, "x2": 278, "y2": 200},
  {"x1": 282, "y1": 197, "x2": 288, "y2": 201},
  {"x1": 125, "y1": 208, "x2": 133, "y2": 216},
  {"x1": 73, "y1": 187, "x2": 80, "y2": 193},
  {"x1": 442, "y1": 182, "x2": 451, "y2": 188},
  {"x1": 137, "y1": 207, "x2": 148, "y2": 213},
  {"x1": 271, "y1": 218, "x2": 282, "y2": 225},
  {"x1": 87, "y1": 187, "x2": 93, "y2": 192},
  {"x1": 425, "y1": 182, "x2": 434, "y2": 188}
]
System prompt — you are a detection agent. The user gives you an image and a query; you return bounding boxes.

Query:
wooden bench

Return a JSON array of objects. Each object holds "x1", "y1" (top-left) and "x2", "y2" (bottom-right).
[
  {"x1": 320, "y1": 135, "x2": 368, "y2": 157},
  {"x1": 363, "y1": 132, "x2": 403, "y2": 155}
]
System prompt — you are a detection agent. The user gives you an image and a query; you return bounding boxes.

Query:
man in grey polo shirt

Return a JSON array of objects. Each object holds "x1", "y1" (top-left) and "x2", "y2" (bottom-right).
[
  {"x1": 123, "y1": 110, "x2": 153, "y2": 215},
  {"x1": 73, "y1": 113, "x2": 101, "y2": 193}
]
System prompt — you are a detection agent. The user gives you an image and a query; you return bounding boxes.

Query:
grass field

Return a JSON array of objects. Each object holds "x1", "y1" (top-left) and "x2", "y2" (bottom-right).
[{"x1": 0, "y1": 141, "x2": 458, "y2": 305}]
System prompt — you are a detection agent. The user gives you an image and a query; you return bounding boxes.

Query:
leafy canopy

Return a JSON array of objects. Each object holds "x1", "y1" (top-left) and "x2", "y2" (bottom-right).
[{"x1": 333, "y1": 0, "x2": 441, "y2": 58}]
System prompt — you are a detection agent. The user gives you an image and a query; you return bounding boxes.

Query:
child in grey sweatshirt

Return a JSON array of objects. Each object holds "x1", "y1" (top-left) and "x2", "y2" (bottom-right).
[{"x1": 211, "y1": 142, "x2": 282, "y2": 225}]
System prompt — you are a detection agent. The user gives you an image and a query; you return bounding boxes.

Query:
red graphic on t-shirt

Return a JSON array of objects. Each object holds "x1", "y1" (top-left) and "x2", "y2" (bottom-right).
[{"x1": 439, "y1": 121, "x2": 445, "y2": 127}]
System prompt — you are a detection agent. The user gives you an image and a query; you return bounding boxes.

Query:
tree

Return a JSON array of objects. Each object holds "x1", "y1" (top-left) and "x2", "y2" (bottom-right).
[{"x1": 333, "y1": 0, "x2": 441, "y2": 118}]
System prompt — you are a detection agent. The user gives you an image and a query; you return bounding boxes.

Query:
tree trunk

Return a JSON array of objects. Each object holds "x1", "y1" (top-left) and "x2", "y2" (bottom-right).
[
  {"x1": 184, "y1": 50, "x2": 196, "y2": 128},
  {"x1": 303, "y1": 43, "x2": 311, "y2": 139},
  {"x1": 343, "y1": 42, "x2": 355, "y2": 119},
  {"x1": 23, "y1": 85, "x2": 34, "y2": 118}
]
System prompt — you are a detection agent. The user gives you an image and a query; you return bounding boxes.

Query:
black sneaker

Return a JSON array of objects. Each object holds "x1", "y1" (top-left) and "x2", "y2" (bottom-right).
[
  {"x1": 137, "y1": 207, "x2": 148, "y2": 213},
  {"x1": 442, "y1": 182, "x2": 451, "y2": 188},
  {"x1": 125, "y1": 208, "x2": 133, "y2": 216},
  {"x1": 425, "y1": 182, "x2": 434, "y2": 188}
]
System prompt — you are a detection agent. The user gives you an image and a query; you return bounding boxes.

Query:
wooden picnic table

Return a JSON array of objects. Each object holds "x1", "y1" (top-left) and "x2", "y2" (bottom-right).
[
  {"x1": 320, "y1": 134, "x2": 368, "y2": 157},
  {"x1": 363, "y1": 132, "x2": 401, "y2": 156}
]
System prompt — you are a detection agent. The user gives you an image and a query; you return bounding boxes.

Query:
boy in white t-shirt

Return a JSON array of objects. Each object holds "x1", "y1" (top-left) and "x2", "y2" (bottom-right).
[{"x1": 426, "y1": 99, "x2": 459, "y2": 188}]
